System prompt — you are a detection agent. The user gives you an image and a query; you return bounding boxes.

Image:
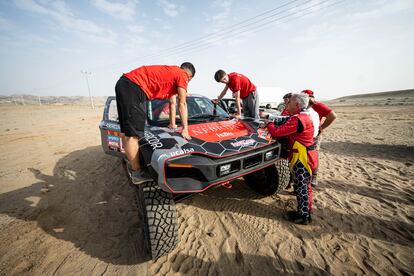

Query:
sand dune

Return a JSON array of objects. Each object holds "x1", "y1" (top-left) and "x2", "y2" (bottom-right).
[
  {"x1": 0, "y1": 101, "x2": 413, "y2": 275},
  {"x1": 328, "y1": 89, "x2": 414, "y2": 106}
]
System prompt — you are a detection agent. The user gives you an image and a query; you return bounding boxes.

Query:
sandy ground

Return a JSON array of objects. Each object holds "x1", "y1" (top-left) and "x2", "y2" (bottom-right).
[{"x1": 0, "y1": 103, "x2": 413, "y2": 275}]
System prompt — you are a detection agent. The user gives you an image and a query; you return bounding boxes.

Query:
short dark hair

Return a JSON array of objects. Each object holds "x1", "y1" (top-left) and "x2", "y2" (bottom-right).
[
  {"x1": 214, "y1": 69, "x2": 226, "y2": 82},
  {"x1": 180, "y1": 62, "x2": 196, "y2": 77},
  {"x1": 283, "y1": 92, "x2": 292, "y2": 99}
]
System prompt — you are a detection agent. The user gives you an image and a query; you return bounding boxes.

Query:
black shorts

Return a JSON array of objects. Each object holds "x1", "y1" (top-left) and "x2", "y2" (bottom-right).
[{"x1": 115, "y1": 76, "x2": 148, "y2": 137}]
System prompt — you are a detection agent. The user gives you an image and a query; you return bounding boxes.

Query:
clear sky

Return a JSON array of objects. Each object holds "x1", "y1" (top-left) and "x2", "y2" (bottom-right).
[{"x1": 0, "y1": 0, "x2": 413, "y2": 100}]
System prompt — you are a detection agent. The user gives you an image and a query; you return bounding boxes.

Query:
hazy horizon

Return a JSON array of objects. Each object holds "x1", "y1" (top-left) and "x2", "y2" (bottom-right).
[
  {"x1": 1, "y1": 0, "x2": 413, "y2": 101},
  {"x1": 2, "y1": 88, "x2": 413, "y2": 103}
]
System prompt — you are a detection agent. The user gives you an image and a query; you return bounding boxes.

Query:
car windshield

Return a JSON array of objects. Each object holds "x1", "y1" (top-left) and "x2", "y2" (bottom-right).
[{"x1": 148, "y1": 96, "x2": 229, "y2": 126}]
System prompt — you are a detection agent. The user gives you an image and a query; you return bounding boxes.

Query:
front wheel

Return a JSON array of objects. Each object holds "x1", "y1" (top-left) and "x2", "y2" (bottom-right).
[
  {"x1": 136, "y1": 181, "x2": 179, "y2": 260},
  {"x1": 243, "y1": 159, "x2": 290, "y2": 196}
]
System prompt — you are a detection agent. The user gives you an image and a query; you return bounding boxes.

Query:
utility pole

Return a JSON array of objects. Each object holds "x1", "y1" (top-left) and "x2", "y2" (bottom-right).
[{"x1": 81, "y1": 71, "x2": 95, "y2": 109}]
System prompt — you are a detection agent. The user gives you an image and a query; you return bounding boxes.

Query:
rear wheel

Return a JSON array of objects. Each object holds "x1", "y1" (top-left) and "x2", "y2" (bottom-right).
[
  {"x1": 243, "y1": 159, "x2": 290, "y2": 196},
  {"x1": 136, "y1": 181, "x2": 179, "y2": 260}
]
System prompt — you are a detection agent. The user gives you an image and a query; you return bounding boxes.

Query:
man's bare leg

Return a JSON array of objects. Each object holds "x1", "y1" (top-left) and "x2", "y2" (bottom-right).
[{"x1": 123, "y1": 136, "x2": 140, "y2": 171}]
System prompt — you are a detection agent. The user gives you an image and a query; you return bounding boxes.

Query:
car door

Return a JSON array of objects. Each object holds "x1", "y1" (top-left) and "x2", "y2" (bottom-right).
[{"x1": 99, "y1": 96, "x2": 125, "y2": 157}]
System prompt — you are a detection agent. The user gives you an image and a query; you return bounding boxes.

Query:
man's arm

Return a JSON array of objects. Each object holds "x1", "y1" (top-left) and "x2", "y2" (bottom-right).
[
  {"x1": 267, "y1": 116, "x2": 299, "y2": 137},
  {"x1": 177, "y1": 87, "x2": 191, "y2": 140},
  {"x1": 168, "y1": 95, "x2": 177, "y2": 129},
  {"x1": 234, "y1": 91, "x2": 242, "y2": 116},
  {"x1": 214, "y1": 86, "x2": 229, "y2": 103},
  {"x1": 320, "y1": 110, "x2": 337, "y2": 131}
]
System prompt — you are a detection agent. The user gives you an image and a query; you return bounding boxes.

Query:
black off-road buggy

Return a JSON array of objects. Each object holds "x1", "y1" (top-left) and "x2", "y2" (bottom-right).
[{"x1": 99, "y1": 94, "x2": 290, "y2": 259}]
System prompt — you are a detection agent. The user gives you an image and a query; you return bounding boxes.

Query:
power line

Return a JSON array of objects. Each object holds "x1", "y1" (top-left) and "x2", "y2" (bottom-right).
[
  {"x1": 90, "y1": 0, "x2": 316, "y2": 72},
  {"x1": 133, "y1": 0, "x2": 343, "y2": 63},
  {"x1": 29, "y1": 0, "x2": 345, "y2": 93},
  {"x1": 130, "y1": 0, "x2": 304, "y2": 60},
  {"x1": 117, "y1": 0, "x2": 312, "y2": 64}
]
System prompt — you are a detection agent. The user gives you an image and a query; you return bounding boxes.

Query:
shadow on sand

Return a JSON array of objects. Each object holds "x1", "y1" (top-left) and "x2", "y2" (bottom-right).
[
  {"x1": 182, "y1": 183, "x2": 414, "y2": 247},
  {"x1": 1, "y1": 145, "x2": 413, "y2": 268},
  {"x1": 0, "y1": 146, "x2": 150, "y2": 265}
]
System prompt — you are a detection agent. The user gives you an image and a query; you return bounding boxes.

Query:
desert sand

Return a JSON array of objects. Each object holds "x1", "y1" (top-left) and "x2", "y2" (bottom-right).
[{"x1": 0, "y1": 99, "x2": 413, "y2": 275}]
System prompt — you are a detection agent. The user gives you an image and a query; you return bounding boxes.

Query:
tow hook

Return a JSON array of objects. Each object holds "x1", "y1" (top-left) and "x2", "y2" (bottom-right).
[{"x1": 221, "y1": 182, "x2": 232, "y2": 189}]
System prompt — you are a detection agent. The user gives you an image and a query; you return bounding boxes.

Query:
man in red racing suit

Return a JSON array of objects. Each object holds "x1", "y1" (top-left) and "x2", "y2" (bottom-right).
[{"x1": 267, "y1": 93, "x2": 318, "y2": 224}]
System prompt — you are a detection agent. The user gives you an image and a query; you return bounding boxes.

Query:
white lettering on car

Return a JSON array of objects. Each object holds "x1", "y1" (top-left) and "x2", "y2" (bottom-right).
[
  {"x1": 157, "y1": 148, "x2": 195, "y2": 162},
  {"x1": 191, "y1": 121, "x2": 243, "y2": 135},
  {"x1": 104, "y1": 122, "x2": 121, "y2": 130},
  {"x1": 169, "y1": 148, "x2": 195, "y2": 157},
  {"x1": 216, "y1": 132, "x2": 233, "y2": 138},
  {"x1": 108, "y1": 141, "x2": 120, "y2": 148},
  {"x1": 231, "y1": 139, "x2": 255, "y2": 148},
  {"x1": 144, "y1": 131, "x2": 163, "y2": 150}
]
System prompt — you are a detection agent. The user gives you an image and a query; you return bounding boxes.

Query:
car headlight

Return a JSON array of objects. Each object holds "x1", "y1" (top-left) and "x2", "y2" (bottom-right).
[
  {"x1": 220, "y1": 164, "x2": 231, "y2": 175},
  {"x1": 217, "y1": 160, "x2": 241, "y2": 177},
  {"x1": 265, "y1": 150, "x2": 274, "y2": 161}
]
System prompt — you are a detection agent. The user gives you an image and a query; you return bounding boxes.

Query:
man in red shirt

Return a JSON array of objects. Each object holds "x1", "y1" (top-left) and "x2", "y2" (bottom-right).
[
  {"x1": 266, "y1": 93, "x2": 317, "y2": 224},
  {"x1": 115, "y1": 62, "x2": 196, "y2": 184},
  {"x1": 213, "y1": 70, "x2": 259, "y2": 120},
  {"x1": 301, "y1": 89, "x2": 337, "y2": 187}
]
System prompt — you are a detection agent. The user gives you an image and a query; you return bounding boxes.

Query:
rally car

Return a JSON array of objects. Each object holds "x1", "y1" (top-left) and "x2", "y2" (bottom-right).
[{"x1": 99, "y1": 94, "x2": 290, "y2": 259}]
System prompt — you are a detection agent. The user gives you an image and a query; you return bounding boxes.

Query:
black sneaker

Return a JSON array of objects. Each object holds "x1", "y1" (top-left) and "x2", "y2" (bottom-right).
[
  {"x1": 130, "y1": 169, "x2": 151, "y2": 184},
  {"x1": 286, "y1": 211, "x2": 311, "y2": 225}
]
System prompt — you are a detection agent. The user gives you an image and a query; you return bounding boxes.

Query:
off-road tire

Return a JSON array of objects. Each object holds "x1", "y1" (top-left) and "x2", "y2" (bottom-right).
[
  {"x1": 137, "y1": 181, "x2": 179, "y2": 260},
  {"x1": 243, "y1": 159, "x2": 290, "y2": 196}
]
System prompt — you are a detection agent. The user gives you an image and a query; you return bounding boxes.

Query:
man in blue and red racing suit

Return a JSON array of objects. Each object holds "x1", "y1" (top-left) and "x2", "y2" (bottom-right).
[{"x1": 266, "y1": 93, "x2": 318, "y2": 224}]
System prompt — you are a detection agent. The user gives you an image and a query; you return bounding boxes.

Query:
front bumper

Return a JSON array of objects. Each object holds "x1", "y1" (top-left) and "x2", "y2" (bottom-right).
[{"x1": 162, "y1": 143, "x2": 282, "y2": 193}]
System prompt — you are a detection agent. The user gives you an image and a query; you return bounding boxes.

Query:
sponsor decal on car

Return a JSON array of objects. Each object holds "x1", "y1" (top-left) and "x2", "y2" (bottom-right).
[
  {"x1": 189, "y1": 120, "x2": 253, "y2": 142},
  {"x1": 103, "y1": 122, "x2": 121, "y2": 131},
  {"x1": 216, "y1": 132, "x2": 234, "y2": 138},
  {"x1": 230, "y1": 139, "x2": 255, "y2": 148},
  {"x1": 144, "y1": 131, "x2": 163, "y2": 150},
  {"x1": 108, "y1": 141, "x2": 120, "y2": 148},
  {"x1": 107, "y1": 135, "x2": 120, "y2": 142},
  {"x1": 257, "y1": 128, "x2": 272, "y2": 140},
  {"x1": 158, "y1": 148, "x2": 195, "y2": 161},
  {"x1": 107, "y1": 130, "x2": 122, "y2": 137}
]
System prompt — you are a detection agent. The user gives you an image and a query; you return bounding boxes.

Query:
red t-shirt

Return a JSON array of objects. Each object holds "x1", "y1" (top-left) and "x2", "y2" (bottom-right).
[
  {"x1": 227, "y1": 72, "x2": 256, "y2": 99},
  {"x1": 312, "y1": 102, "x2": 332, "y2": 120},
  {"x1": 124, "y1": 65, "x2": 189, "y2": 100}
]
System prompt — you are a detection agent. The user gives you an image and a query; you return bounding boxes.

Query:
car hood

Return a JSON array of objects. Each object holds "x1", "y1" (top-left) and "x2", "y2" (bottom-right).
[
  {"x1": 139, "y1": 118, "x2": 275, "y2": 188},
  {"x1": 188, "y1": 119, "x2": 256, "y2": 142}
]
